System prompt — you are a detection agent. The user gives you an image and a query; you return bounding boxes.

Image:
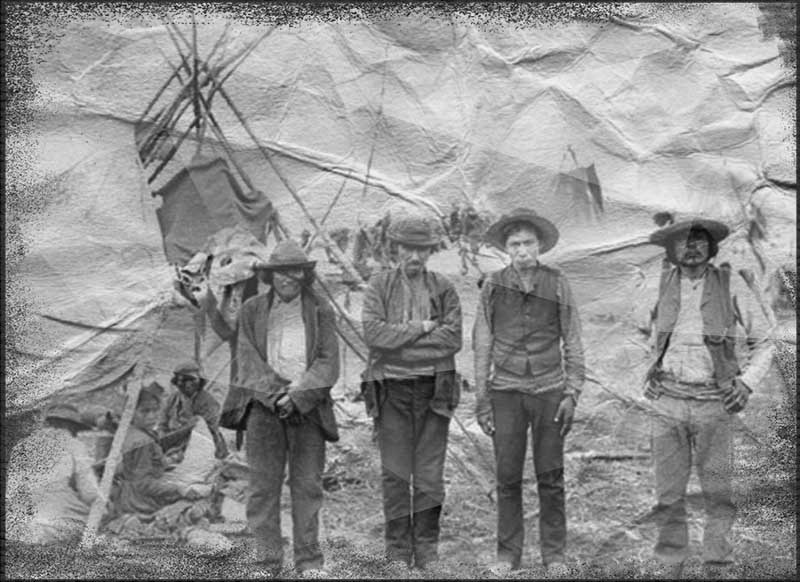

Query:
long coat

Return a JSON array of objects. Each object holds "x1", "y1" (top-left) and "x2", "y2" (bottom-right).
[{"x1": 221, "y1": 286, "x2": 340, "y2": 442}]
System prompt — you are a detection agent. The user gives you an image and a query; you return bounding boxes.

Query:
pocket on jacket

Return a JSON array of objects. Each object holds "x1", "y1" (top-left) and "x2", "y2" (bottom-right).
[
  {"x1": 219, "y1": 387, "x2": 253, "y2": 431},
  {"x1": 431, "y1": 370, "x2": 460, "y2": 418}
]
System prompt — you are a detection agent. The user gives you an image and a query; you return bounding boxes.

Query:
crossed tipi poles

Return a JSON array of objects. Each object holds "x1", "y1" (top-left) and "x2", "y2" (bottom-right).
[
  {"x1": 81, "y1": 18, "x2": 369, "y2": 546},
  {"x1": 80, "y1": 19, "x2": 496, "y2": 547}
]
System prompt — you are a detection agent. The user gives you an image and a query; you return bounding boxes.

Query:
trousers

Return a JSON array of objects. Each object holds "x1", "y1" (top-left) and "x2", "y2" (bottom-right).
[
  {"x1": 650, "y1": 395, "x2": 735, "y2": 564},
  {"x1": 377, "y1": 376, "x2": 450, "y2": 567},
  {"x1": 245, "y1": 401, "x2": 326, "y2": 571},
  {"x1": 491, "y1": 389, "x2": 566, "y2": 568}
]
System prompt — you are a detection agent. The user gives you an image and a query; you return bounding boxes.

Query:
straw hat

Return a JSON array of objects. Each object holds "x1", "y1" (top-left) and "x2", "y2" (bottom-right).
[{"x1": 648, "y1": 218, "x2": 730, "y2": 247}]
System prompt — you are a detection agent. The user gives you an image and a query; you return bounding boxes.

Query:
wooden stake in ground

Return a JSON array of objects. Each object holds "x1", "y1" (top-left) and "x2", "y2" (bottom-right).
[{"x1": 80, "y1": 306, "x2": 168, "y2": 547}]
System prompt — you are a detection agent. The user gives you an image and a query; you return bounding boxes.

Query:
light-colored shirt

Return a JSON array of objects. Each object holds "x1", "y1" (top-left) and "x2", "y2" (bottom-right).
[
  {"x1": 637, "y1": 264, "x2": 777, "y2": 399},
  {"x1": 267, "y1": 294, "x2": 307, "y2": 383},
  {"x1": 661, "y1": 275, "x2": 715, "y2": 384}
]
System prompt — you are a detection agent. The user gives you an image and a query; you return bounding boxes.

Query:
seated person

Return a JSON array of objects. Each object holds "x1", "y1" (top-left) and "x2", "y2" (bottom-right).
[
  {"x1": 6, "y1": 403, "x2": 101, "y2": 545},
  {"x1": 158, "y1": 361, "x2": 229, "y2": 466},
  {"x1": 104, "y1": 381, "x2": 225, "y2": 547}
]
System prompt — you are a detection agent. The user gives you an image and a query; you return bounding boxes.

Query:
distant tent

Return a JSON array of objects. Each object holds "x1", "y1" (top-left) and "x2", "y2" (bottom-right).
[
  {"x1": 555, "y1": 147, "x2": 604, "y2": 223},
  {"x1": 556, "y1": 163, "x2": 604, "y2": 222}
]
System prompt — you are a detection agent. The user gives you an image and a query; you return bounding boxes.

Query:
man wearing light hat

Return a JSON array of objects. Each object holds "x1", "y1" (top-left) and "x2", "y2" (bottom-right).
[
  {"x1": 222, "y1": 239, "x2": 340, "y2": 578},
  {"x1": 361, "y1": 213, "x2": 463, "y2": 572},
  {"x1": 473, "y1": 208, "x2": 585, "y2": 576},
  {"x1": 643, "y1": 218, "x2": 774, "y2": 577}
]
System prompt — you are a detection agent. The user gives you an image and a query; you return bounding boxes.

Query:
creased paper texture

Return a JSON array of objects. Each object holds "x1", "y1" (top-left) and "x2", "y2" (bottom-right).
[{"x1": 5, "y1": 3, "x2": 795, "y2": 579}]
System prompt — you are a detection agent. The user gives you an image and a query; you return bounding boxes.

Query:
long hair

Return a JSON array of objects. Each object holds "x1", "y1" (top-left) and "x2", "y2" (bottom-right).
[{"x1": 259, "y1": 267, "x2": 317, "y2": 287}]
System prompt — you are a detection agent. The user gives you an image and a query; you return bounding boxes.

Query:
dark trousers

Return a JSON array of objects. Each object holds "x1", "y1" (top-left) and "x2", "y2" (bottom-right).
[
  {"x1": 651, "y1": 396, "x2": 735, "y2": 564},
  {"x1": 491, "y1": 389, "x2": 566, "y2": 568},
  {"x1": 246, "y1": 401, "x2": 326, "y2": 571},
  {"x1": 377, "y1": 376, "x2": 450, "y2": 567}
]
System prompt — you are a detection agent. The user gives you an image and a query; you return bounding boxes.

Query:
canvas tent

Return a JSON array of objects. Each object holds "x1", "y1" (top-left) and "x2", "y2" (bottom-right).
[{"x1": 6, "y1": 2, "x2": 796, "y2": 547}]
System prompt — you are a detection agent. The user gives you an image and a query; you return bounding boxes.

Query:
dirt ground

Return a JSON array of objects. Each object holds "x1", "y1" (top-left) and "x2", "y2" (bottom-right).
[{"x1": 5, "y1": 274, "x2": 796, "y2": 580}]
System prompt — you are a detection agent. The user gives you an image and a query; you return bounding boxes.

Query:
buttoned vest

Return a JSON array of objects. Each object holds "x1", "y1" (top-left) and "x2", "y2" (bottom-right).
[{"x1": 487, "y1": 265, "x2": 563, "y2": 378}]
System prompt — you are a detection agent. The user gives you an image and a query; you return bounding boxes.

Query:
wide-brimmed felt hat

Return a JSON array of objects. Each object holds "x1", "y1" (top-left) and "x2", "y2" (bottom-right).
[
  {"x1": 256, "y1": 239, "x2": 317, "y2": 271},
  {"x1": 45, "y1": 403, "x2": 93, "y2": 428},
  {"x1": 387, "y1": 215, "x2": 443, "y2": 247},
  {"x1": 648, "y1": 218, "x2": 730, "y2": 247},
  {"x1": 485, "y1": 208, "x2": 560, "y2": 253}
]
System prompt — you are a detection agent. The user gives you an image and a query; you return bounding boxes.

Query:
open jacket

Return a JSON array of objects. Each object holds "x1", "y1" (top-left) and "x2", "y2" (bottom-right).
[
  {"x1": 361, "y1": 267, "x2": 463, "y2": 418},
  {"x1": 221, "y1": 286, "x2": 340, "y2": 442}
]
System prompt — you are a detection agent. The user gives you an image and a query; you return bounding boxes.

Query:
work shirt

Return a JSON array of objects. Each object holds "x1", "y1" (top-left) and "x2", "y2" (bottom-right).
[
  {"x1": 362, "y1": 266, "x2": 462, "y2": 377},
  {"x1": 362, "y1": 266, "x2": 463, "y2": 418},
  {"x1": 382, "y1": 270, "x2": 436, "y2": 379},
  {"x1": 266, "y1": 294, "x2": 307, "y2": 383},
  {"x1": 660, "y1": 275, "x2": 715, "y2": 385}
]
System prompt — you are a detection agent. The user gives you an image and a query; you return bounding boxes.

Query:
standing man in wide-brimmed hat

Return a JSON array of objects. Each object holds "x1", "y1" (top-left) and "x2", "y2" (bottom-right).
[
  {"x1": 361, "y1": 213, "x2": 463, "y2": 573},
  {"x1": 473, "y1": 207, "x2": 585, "y2": 577},
  {"x1": 642, "y1": 218, "x2": 774, "y2": 578},
  {"x1": 222, "y1": 239, "x2": 340, "y2": 578}
]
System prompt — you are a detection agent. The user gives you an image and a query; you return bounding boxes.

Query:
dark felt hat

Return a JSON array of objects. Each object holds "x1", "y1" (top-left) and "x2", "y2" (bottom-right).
[
  {"x1": 173, "y1": 360, "x2": 202, "y2": 377},
  {"x1": 387, "y1": 215, "x2": 443, "y2": 247},
  {"x1": 172, "y1": 360, "x2": 207, "y2": 388},
  {"x1": 485, "y1": 208, "x2": 560, "y2": 253},
  {"x1": 256, "y1": 239, "x2": 316, "y2": 271},
  {"x1": 648, "y1": 218, "x2": 730, "y2": 247}
]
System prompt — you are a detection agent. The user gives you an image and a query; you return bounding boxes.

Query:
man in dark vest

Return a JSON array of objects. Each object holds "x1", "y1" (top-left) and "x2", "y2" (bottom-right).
[
  {"x1": 473, "y1": 208, "x2": 585, "y2": 577},
  {"x1": 221, "y1": 239, "x2": 340, "y2": 579},
  {"x1": 643, "y1": 218, "x2": 773, "y2": 578},
  {"x1": 362, "y1": 213, "x2": 463, "y2": 573}
]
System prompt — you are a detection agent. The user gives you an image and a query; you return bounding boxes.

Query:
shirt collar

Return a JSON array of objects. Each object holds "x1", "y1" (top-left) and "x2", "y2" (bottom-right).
[{"x1": 507, "y1": 263, "x2": 541, "y2": 290}]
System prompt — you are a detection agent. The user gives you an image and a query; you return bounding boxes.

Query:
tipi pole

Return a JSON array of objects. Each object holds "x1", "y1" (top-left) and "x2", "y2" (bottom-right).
[
  {"x1": 213, "y1": 82, "x2": 366, "y2": 286},
  {"x1": 80, "y1": 305, "x2": 169, "y2": 547},
  {"x1": 303, "y1": 174, "x2": 350, "y2": 252},
  {"x1": 166, "y1": 55, "x2": 257, "y2": 193}
]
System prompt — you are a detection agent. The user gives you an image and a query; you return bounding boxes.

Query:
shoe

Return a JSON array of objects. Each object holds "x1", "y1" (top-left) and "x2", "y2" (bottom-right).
[
  {"x1": 414, "y1": 559, "x2": 445, "y2": 576},
  {"x1": 299, "y1": 568, "x2": 329, "y2": 579},
  {"x1": 545, "y1": 561, "x2": 570, "y2": 578},
  {"x1": 487, "y1": 561, "x2": 514, "y2": 576},
  {"x1": 385, "y1": 559, "x2": 410, "y2": 577},
  {"x1": 651, "y1": 559, "x2": 686, "y2": 579},
  {"x1": 248, "y1": 564, "x2": 281, "y2": 579}
]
